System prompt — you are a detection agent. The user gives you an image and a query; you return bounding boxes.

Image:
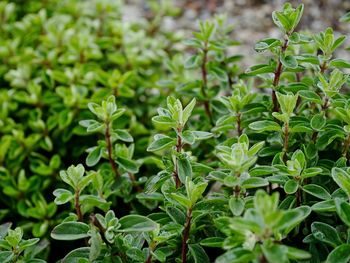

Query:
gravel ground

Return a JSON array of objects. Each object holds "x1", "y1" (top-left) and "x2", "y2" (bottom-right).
[{"x1": 125, "y1": 0, "x2": 350, "y2": 66}]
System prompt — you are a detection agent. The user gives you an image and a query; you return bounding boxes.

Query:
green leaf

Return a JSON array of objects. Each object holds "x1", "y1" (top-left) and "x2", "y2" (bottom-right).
[
  {"x1": 118, "y1": 215, "x2": 158, "y2": 232},
  {"x1": 284, "y1": 179, "x2": 298, "y2": 194},
  {"x1": 298, "y1": 90, "x2": 323, "y2": 104},
  {"x1": 210, "y1": 67, "x2": 228, "y2": 82},
  {"x1": 302, "y1": 167, "x2": 323, "y2": 178},
  {"x1": 243, "y1": 64, "x2": 275, "y2": 77},
  {"x1": 89, "y1": 229, "x2": 102, "y2": 261},
  {"x1": 254, "y1": 38, "x2": 281, "y2": 52},
  {"x1": 111, "y1": 108, "x2": 126, "y2": 121},
  {"x1": 302, "y1": 184, "x2": 331, "y2": 200},
  {"x1": 177, "y1": 155, "x2": 192, "y2": 184},
  {"x1": 188, "y1": 244, "x2": 210, "y2": 263},
  {"x1": 184, "y1": 55, "x2": 200, "y2": 69},
  {"x1": 277, "y1": 206, "x2": 311, "y2": 233},
  {"x1": 79, "y1": 119, "x2": 104, "y2": 133},
  {"x1": 115, "y1": 157, "x2": 139, "y2": 173},
  {"x1": 114, "y1": 129, "x2": 133, "y2": 142},
  {"x1": 51, "y1": 222, "x2": 89, "y2": 240},
  {"x1": 241, "y1": 177, "x2": 268, "y2": 189},
  {"x1": 188, "y1": 181, "x2": 208, "y2": 205},
  {"x1": 62, "y1": 247, "x2": 90, "y2": 262},
  {"x1": 310, "y1": 113, "x2": 326, "y2": 131},
  {"x1": 53, "y1": 189, "x2": 73, "y2": 205},
  {"x1": 229, "y1": 197, "x2": 245, "y2": 216},
  {"x1": 273, "y1": 11, "x2": 291, "y2": 33},
  {"x1": 332, "y1": 167, "x2": 350, "y2": 197},
  {"x1": 229, "y1": 218, "x2": 261, "y2": 233},
  {"x1": 86, "y1": 146, "x2": 103, "y2": 167},
  {"x1": 331, "y1": 36, "x2": 347, "y2": 52},
  {"x1": 192, "y1": 131, "x2": 213, "y2": 140},
  {"x1": 152, "y1": 116, "x2": 176, "y2": 130},
  {"x1": 0, "y1": 223, "x2": 11, "y2": 239},
  {"x1": 281, "y1": 55, "x2": 298, "y2": 69},
  {"x1": 0, "y1": 251, "x2": 13, "y2": 263},
  {"x1": 182, "y1": 98, "x2": 196, "y2": 124},
  {"x1": 262, "y1": 243, "x2": 288, "y2": 263},
  {"x1": 327, "y1": 244, "x2": 350, "y2": 263},
  {"x1": 181, "y1": 130, "x2": 195, "y2": 145},
  {"x1": 330, "y1": 59, "x2": 350, "y2": 69},
  {"x1": 215, "y1": 248, "x2": 254, "y2": 263},
  {"x1": 286, "y1": 246, "x2": 311, "y2": 260},
  {"x1": 170, "y1": 193, "x2": 192, "y2": 209},
  {"x1": 151, "y1": 248, "x2": 167, "y2": 262},
  {"x1": 249, "y1": 120, "x2": 281, "y2": 132},
  {"x1": 249, "y1": 166, "x2": 278, "y2": 176},
  {"x1": 340, "y1": 12, "x2": 350, "y2": 22},
  {"x1": 166, "y1": 206, "x2": 185, "y2": 225},
  {"x1": 126, "y1": 248, "x2": 146, "y2": 262},
  {"x1": 311, "y1": 222, "x2": 342, "y2": 247},
  {"x1": 147, "y1": 136, "x2": 175, "y2": 152},
  {"x1": 335, "y1": 198, "x2": 350, "y2": 227},
  {"x1": 200, "y1": 237, "x2": 224, "y2": 248},
  {"x1": 311, "y1": 200, "x2": 336, "y2": 213}
]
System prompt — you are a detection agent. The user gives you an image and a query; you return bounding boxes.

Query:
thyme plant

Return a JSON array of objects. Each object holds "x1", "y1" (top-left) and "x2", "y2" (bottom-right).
[{"x1": 1, "y1": 1, "x2": 350, "y2": 262}]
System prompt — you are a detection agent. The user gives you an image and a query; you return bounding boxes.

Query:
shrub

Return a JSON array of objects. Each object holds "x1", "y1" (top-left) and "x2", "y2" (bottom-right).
[{"x1": 1, "y1": 1, "x2": 350, "y2": 262}]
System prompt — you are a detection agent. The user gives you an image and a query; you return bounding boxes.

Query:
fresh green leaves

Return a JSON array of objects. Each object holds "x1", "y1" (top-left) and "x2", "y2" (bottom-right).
[
  {"x1": 0, "y1": 225, "x2": 41, "y2": 262},
  {"x1": 3, "y1": 1, "x2": 350, "y2": 263},
  {"x1": 51, "y1": 222, "x2": 90, "y2": 240},
  {"x1": 272, "y1": 3, "x2": 304, "y2": 34},
  {"x1": 313, "y1": 28, "x2": 346, "y2": 60},
  {"x1": 332, "y1": 168, "x2": 350, "y2": 197},
  {"x1": 317, "y1": 69, "x2": 348, "y2": 98}
]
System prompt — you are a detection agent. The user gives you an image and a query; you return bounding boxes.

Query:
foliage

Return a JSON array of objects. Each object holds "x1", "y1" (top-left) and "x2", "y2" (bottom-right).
[{"x1": 1, "y1": 1, "x2": 350, "y2": 262}]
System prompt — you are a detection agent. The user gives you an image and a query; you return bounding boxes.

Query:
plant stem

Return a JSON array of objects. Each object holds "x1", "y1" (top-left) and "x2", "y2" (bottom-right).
[
  {"x1": 90, "y1": 214, "x2": 113, "y2": 247},
  {"x1": 282, "y1": 122, "x2": 289, "y2": 162},
  {"x1": 296, "y1": 186, "x2": 302, "y2": 206},
  {"x1": 128, "y1": 173, "x2": 142, "y2": 192},
  {"x1": 311, "y1": 64, "x2": 329, "y2": 142},
  {"x1": 271, "y1": 90, "x2": 279, "y2": 112},
  {"x1": 236, "y1": 112, "x2": 242, "y2": 136},
  {"x1": 201, "y1": 42, "x2": 214, "y2": 125},
  {"x1": 105, "y1": 122, "x2": 120, "y2": 178},
  {"x1": 272, "y1": 38, "x2": 289, "y2": 112},
  {"x1": 146, "y1": 253, "x2": 152, "y2": 263},
  {"x1": 311, "y1": 131, "x2": 318, "y2": 143},
  {"x1": 321, "y1": 96, "x2": 329, "y2": 111},
  {"x1": 320, "y1": 61, "x2": 327, "y2": 74},
  {"x1": 311, "y1": 97, "x2": 329, "y2": 142},
  {"x1": 75, "y1": 189, "x2": 83, "y2": 221},
  {"x1": 173, "y1": 128, "x2": 183, "y2": 188},
  {"x1": 145, "y1": 242, "x2": 156, "y2": 263},
  {"x1": 181, "y1": 207, "x2": 192, "y2": 263},
  {"x1": 201, "y1": 43, "x2": 208, "y2": 98},
  {"x1": 234, "y1": 185, "x2": 241, "y2": 198},
  {"x1": 259, "y1": 254, "x2": 268, "y2": 263}
]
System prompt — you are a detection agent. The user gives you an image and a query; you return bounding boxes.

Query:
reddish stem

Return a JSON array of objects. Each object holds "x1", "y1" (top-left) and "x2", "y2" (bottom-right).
[
  {"x1": 282, "y1": 123, "x2": 289, "y2": 163},
  {"x1": 173, "y1": 129, "x2": 183, "y2": 188},
  {"x1": 181, "y1": 208, "x2": 192, "y2": 263},
  {"x1": 201, "y1": 42, "x2": 214, "y2": 125},
  {"x1": 321, "y1": 97, "x2": 329, "y2": 111},
  {"x1": 75, "y1": 189, "x2": 83, "y2": 222},
  {"x1": 146, "y1": 254, "x2": 152, "y2": 263},
  {"x1": 272, "y1": 38, "x2": 289, "y2": 112},
  {"x1": 90, "y1": 214, "x2": 113, "y2": 247},
  {"x1": 320, "y1": 61, "x2": 327, "y2": 74},
  {"x1": 236, "y1": 112, "x2": 242, "y2": 136},
  {"x1": 105, "y1": 122, "x2": 120, "y2": 178}
]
